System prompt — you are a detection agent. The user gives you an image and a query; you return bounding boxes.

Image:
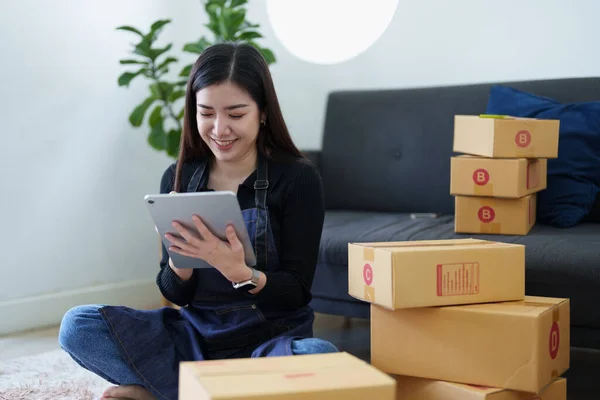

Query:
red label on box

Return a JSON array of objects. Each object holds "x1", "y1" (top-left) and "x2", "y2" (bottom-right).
[
  {"x1": 527, "y1": 161, "x2": 540, "y2": 189},
  {"x1": 363, "y1": 263, "x2": 373, "y2": 285},
  {"x1": 549, "y1": 322, "x2": 560, "y2": 359},
  {"x1": 473, "y1": 168, "x2": 490, "y2": 185},
  {"x1": 478, "y1": 206, "x2": 495, "y2": 223},
  {"x1": 515, "y1": 130, "x2": 531, "y2": 147},
  {"x1": 436, "y1": 263, "x2": 480, "y2": 296}
]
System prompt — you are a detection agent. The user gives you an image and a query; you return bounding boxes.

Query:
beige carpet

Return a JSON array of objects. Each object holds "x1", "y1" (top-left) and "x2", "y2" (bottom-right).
[{"x1": 0, "y1": 349, "x2": 109, "y2": 400}]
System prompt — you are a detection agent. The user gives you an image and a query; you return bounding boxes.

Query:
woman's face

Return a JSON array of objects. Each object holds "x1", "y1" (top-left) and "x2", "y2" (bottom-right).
[{"x1": 195, "y1": 81, "x2": 264, "y2": 163}]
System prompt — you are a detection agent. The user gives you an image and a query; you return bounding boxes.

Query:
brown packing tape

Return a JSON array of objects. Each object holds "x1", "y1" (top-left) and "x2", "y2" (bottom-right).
[
  {"x1": 479, "y1": 222, "x2": 501, "y2": 234},
  {"x1": 515, "y1": 146, "x2": 536, "y2": 158},
  {"x1": 364, "y1": 284, "x2": 375, "y2": 302},
  {"x1": 473, "y1": 183, "x2": 494, "y2": 196},
  {"x1": 477, "y1": 200, "x2": 501, "y2": 233},
  {"x1": 356, "y1": 240, "x2": 502, "y2": 249},
  {"x1": 363, "y1": 247, "x2": 374, "y2": 262},
  {"x1": 553, "y1": 307, "x2": 559, "y2": 323}
]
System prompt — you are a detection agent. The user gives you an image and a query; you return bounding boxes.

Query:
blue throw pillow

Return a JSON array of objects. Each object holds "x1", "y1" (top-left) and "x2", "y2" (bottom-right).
[{"x1": 485, "y1": 85, "x2": 600, "y2": 228}]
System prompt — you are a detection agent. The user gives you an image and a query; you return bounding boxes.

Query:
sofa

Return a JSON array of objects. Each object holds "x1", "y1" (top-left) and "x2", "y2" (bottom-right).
[{"x1": 305, "y1": 77, "x2": 600, "y2": 351}]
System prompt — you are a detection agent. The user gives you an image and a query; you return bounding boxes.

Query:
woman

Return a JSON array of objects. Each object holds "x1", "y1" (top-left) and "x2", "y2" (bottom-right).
[{"x1": 58, "y1": 42, "x2": 338, "y2": 400}]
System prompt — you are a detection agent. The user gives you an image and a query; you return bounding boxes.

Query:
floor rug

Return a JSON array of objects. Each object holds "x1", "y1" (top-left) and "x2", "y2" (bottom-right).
[{"x1": 0, "y1": 349, "x2": 109, "y2": 400}]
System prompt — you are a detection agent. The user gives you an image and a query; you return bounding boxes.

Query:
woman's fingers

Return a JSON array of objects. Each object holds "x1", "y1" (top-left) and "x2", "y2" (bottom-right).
[
  {"x1": 225, "y1": 225, "x2": 243, "y2": 251},
  {"x1": 192, "y1": 215, "x2": 216, "y2": 241},
  {"x1": 171, "y1": 221, "x2": 200, "y2": 246}
]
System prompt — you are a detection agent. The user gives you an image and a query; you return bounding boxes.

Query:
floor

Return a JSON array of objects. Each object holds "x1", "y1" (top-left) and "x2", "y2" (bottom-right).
[{"x1": 1, "y1": 314, "x2": 598, "y2": 398}]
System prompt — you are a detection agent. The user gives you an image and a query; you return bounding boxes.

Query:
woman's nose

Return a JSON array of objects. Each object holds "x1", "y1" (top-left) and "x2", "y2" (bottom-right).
[{"x1": 212, "y1": 116, "x2": 229, "y2": 137}]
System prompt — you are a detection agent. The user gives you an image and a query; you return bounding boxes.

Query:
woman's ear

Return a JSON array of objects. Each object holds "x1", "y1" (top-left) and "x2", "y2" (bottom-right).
[{"x1": 260, "y1": 109, "x2": 267, "y2": 124}]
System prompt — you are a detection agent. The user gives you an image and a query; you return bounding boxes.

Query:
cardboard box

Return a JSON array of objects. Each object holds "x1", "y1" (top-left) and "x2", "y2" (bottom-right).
[
  {"x1": 371, "y1": 296, "x2": 570, "y2": 393},
  {"x1": 348, "y1": 239, "x2": 524, "y2": 309},
  {"x1": 450, "y1": 156, "x2": 547, "y2": 198},
  {"x1": 455, "y1": 194, "x2": 536, "y2": 235},
  {"x1": 453, "y1": 115, "x2": 559, "y2": 158},
  {"x1": 179, "y1": 352, "x2": 396, "y2": 400},
  {"x1": 394, "y1": 375, "x2": 566, "y2": 400}
]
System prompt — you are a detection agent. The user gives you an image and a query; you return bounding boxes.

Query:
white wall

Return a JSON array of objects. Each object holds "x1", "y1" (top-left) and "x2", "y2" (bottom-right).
[
  {"x1": 1, "y1": 0, "x2": 598, "y2": 334},
  {"x1": 0, "y1": 0, "x2": 202, "y2": 334}
]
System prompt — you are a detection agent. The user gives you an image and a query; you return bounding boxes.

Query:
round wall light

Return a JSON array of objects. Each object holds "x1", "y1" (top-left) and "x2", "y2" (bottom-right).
[{"x1": 265, "y1": 0, "x2": 399, "y2": 65}]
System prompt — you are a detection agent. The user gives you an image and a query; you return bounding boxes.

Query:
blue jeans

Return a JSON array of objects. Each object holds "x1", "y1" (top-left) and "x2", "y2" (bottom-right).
[{"x1": 58, "y1": 305, "x2": 339, "y2": 386}]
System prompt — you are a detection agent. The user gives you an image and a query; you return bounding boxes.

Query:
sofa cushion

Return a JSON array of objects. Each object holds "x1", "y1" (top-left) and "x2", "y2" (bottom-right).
[
  {"x1": 314, "y1": 211, "x2": 600, "y2": 329},
  {"x1": 485, "y1": 85, "x2": 600, "y2": 228}
]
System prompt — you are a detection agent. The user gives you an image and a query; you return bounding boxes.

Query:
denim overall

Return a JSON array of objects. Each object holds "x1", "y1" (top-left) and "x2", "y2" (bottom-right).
[{"x1": 98, "y1": 156, "x2": 315, "y2": 400}]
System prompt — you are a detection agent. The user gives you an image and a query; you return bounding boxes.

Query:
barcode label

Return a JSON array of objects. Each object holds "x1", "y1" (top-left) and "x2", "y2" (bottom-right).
[{"x1": 436, "y1": 263, "x2": 480, "y2": 296}]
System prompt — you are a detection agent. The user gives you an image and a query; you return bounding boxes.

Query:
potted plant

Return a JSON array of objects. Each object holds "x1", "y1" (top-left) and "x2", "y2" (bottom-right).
[{"x1": 116, "y1": 0, "x2": 276, "y2": 158}]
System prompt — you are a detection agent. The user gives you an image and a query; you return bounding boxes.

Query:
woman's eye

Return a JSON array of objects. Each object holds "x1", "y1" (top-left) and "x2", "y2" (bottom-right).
[
  {"x1": 199, "y1": 113, "x2": 214, "y2": 117},
  {"x1": 230, "y1": 114, "x2": 244, "y2": 119}
]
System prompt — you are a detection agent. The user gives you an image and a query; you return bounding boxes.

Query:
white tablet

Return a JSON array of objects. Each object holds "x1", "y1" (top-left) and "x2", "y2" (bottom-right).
[{"x1": 144, "y1": 191, "x2": 257, "y2": 269}]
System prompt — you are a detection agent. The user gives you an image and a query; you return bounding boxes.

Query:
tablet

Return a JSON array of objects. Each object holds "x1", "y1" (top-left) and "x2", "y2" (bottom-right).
[{"x1": 144, "y1": 191, "x2": 257, "y2": 269}]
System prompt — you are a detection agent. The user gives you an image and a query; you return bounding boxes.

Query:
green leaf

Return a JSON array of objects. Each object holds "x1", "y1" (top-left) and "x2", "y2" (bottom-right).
[
  {"x1": 119, "y1": 59, "x2": 148, "y2": 65},
  {"x1": 150, "y1": 82, "x2": 174, "y2": 101},
  {"x1": 117, "y1": 68, "x2": 147, "y2": 87},
  {"x1": 179, "y1": 64, "x2": 193, "y2": 78},
  {"x1": 116, "y1": 25, "x2": 144, "y2": 36},
  {"x1": 150, "y1": 19, "x2": 171, "y2": 33},
  {"x1": 236, "y1": 30, "x2": 262, "y2": 41},
  {"x1": 134, "y1": 39, "x2": 152, "y2": 58},
  {"x1": 230, "y1": 0, "x2": 248, "y2": 8},
  {"x1": 166, "y1": 129, "x2": 181, "y2": 158},
  {"x1": 156, "y1": 57, "x2": 177, "y2": 71},
  {"x1": 148, "y1": 123, "x2": 167, "y2": 150},
  {"x1": 149, "y1": 44, "x2": 172, "y2": 62},
  {"x1": 169, "y1": 90, "x2": 186, "y2": 103},
  {"x1": 228, "y1": 9, "x2": 246, "y2": 32},
  {"x1": 183, "y1": 37, "x2": 211, "y2": 54},
  {"x1": 178, "y1": 108, "x2": 185, "y2": 119},
  {"x1": 129, "y1": 96, "x2": 156, "y2": 127},
  {"x1": 258, "y1": 47, "x2": 276, "y2": 64},
  {"x1": 208, "y1": 0, "x2": 227, "y2": 7},
  {"x1": 149, "y1": 105, "x2": 163, "y2": 128},
  {"x1": 239, "y1": 21, "x2": 259, "y2": 30}
]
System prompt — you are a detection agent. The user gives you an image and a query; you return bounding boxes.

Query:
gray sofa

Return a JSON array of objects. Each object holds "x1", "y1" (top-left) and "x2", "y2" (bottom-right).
[{"x1": 306, "y1": 78, "x2": 600, "y2": 350}]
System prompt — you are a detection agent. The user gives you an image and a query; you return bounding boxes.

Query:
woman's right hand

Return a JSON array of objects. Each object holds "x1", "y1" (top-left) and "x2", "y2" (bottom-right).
[
  {"x1": 169, "y1": 257, "x2": 193, "y2": 282},
  {"x1": 166, "y1": 190, "x2": 193, "y2": 282}
]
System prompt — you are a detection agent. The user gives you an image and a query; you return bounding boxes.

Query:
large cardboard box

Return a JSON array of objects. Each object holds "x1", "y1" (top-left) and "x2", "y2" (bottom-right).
[
  {"x1": 453, "y1": 115, "x2": 560, "y2": 158},
  {"x1": 371, "y1": 296, "x2": 570, "y2": 393},
  {"x1": 455, "y1": 194, "x2": 536, "y2": 235},
  {"x1": 348, "y1": 239, "x2": 524, "y2": 309},
  {"x1": 450, "y1": 156, "x2": 547, "y2": 198},
  {"x1": 394, "y1": 375, "x2": 566, "y2": 400},
  {"x1": 179, "y1": 352, "x2": 396, "y2": 400}
]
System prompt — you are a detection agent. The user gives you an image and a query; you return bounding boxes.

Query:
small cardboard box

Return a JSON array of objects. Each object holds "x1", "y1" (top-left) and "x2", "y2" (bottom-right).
[
  {"x1": 393, "y1": 375, "x2": 566, "y2": 400},
  {"x1": 179, "y1": 352, "x2": 396, "y2": 400},
  {"x1": 453, "y1": 115, "x2": 560, "y2": 158},
  {"x1": 450, "y1": 156, "x2": 547, "y2": 198},
  {"x1": 371, "y1": 296, "x2": 570, "y2": 393},
  {"x1": 455, "y1": 194, "x2": 536, "y2": 235},
  {"x1": 348, "y1": 238, "x2": 524, "y2": 309}
]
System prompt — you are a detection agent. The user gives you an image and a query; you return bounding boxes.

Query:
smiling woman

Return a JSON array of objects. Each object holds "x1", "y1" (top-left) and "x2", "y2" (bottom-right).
[{"x1": 57, "y1": 42, "x2": 338, "y2": 400}]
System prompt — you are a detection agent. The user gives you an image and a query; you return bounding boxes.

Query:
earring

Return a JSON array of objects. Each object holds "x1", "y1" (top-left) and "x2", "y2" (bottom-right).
[{"x1": 260, "y1": 119, "x2": 266, "y2": 127}]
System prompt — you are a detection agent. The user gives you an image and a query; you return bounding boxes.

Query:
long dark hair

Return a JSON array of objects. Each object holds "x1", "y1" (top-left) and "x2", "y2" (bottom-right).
[{"x1": 174, "y1": 42, "x2": 302, "y2": 192}]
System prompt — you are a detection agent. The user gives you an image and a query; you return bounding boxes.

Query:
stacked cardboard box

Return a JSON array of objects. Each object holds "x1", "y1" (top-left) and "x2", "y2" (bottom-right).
[
  {"x1": 179, "y1": 350, "x2": 397, "y2": 399},
  {"x1": 450, "y1": 115, "x2": 560, "y2": 235},
  {"x1": 348, "y1": 238, "x2": 569, "y2": 400}
]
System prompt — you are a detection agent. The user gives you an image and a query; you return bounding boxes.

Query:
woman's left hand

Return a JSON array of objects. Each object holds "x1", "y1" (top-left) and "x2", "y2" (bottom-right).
[{"x1": 165, "y1": 215, "x2": 251, "y2": 282}]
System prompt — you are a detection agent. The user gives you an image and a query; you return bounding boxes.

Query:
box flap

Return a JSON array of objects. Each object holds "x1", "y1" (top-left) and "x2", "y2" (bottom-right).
[
  {"x1": 351, "y1": 239, "x2": 519, "y2": 252},
  {"x1": 182, "y1": 352, "x2": 354, "y2": 377},
  {"x1": 182, "y1": 352, "x2": 395, "y2": 399},
  {"x1": 197, "y1": 364, "x2": 394, "y2": 398},
  {"x1": 443, "y1": 296, "x2": 567, "y2": 318}
]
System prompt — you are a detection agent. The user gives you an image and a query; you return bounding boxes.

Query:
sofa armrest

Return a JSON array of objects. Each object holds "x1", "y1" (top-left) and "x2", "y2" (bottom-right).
[{"x1": 301, "y1": 149, "x2": 321, "y2": 171}]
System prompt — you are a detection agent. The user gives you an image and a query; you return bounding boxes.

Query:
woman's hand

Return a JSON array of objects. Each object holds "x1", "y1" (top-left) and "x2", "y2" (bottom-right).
[{"x1": 165, "y1": 215, "x2": 251, "y2": 283}]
